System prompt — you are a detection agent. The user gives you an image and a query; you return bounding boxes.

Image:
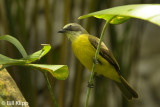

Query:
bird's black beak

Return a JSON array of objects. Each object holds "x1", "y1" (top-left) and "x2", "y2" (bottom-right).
[{"x1": 58, "y1": 29, "x2": 66, "y2": 33}]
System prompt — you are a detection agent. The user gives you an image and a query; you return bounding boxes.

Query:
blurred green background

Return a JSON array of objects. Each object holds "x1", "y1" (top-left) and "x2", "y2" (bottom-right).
[{"x1": 0, "y1": 0, "x2": 160, "y2": 107}]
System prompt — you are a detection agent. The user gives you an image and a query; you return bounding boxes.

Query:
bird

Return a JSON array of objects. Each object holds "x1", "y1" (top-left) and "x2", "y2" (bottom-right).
[{"x1": 58, "y1": 23, "x2": 138, "y2": 100}]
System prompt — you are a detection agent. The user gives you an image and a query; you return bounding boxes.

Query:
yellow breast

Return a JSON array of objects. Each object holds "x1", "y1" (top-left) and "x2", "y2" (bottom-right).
[{"x1": 72, "y1": 34, "x2": 120, "y2": 82}]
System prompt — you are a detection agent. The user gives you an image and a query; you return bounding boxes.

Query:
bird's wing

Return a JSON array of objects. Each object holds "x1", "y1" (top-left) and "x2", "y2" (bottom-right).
[{"x1": 88, "y1": 35, "x2": 121, "y2": 75}]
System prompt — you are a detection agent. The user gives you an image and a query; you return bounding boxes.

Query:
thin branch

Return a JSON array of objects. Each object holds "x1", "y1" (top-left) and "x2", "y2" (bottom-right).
[
  {"x1": 85, "y1": 18, "x2": 113, "y2": 107},
  {"x1": 43, "y1": 72, "x2": 58, "y2": 107}
]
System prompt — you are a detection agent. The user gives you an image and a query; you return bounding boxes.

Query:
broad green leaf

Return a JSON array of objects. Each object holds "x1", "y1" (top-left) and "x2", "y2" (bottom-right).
[
  {"x1": 0, "y1": 35, "x2": 27, "y2": 57},
  {"x1": 79, "y1": 4, "x2": 160, "y2": 26},
  {"x1": 26, "y1": 64, "x2": 69, "y2": 80},
  {"x1": 23, "y1": 44, "x2": 51, "y2": 63}
]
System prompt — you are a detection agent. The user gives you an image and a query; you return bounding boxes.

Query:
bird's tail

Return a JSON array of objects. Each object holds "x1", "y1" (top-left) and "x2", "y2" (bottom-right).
[{"x1": 115, "y1": 76, "x2": 138, "y2": 100}]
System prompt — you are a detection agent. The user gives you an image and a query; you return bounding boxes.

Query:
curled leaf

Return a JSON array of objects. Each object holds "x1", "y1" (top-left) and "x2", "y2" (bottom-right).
[
  {"x1": 26, "y1": 64, "x2": 69, "y2": 80},
  {"x1": 23, "y1": 44, "x2": 51, "y2": 63}
]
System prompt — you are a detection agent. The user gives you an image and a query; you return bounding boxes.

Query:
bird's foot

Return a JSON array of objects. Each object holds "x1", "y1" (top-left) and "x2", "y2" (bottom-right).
[
  {"x1": 93, "y1": 57, "x2": 99, "y2": 64},
  {"x1": 88, "y1": 82, "x2": 94, "y2": 88}
]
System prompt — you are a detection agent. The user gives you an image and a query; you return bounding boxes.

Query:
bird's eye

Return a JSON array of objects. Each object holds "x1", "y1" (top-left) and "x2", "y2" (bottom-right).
[
  {"x1": 68, "y1": 25, "x2": 74, "y2": 31},
  {"x1": 69, "y1": 25, "x2": 72, "y2": 29}
]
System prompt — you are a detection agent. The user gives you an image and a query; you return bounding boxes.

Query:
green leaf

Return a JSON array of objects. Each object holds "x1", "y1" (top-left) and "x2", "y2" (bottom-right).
[
  {"x1": 0, "y1": 35, "x2": 27, "y2": 57},
  {"x1": 79, "y1": 4, "x2": 160, "y2": 26},
  {"x1": 0, "y1": 44, "x2": 51, "y2": 65},
  {"x1": 26, "y1": 64, "x2": 69, "y2": 80},
  {"x1": 0, "y1": 44, "x2": 69, "y2": 80},
  {"x1": 0, "y1": 54, "x2": 26, "y2": 65},
  {"x1": 23, "y1": 44, "x2": 51, "y2": 63},
  {"x1": 0, "y1": 54, "x2": 26, "y2": 71}
]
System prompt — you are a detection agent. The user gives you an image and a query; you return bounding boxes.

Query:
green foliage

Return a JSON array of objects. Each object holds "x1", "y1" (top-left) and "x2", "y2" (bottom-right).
[
  {"x1": 79, "y1": 4, "x2": 160, "y2": 26},
  {"x1": 0, "y1": 35, "x2": 27, "y2": 57},
  {"x1": 0, "y1": 35, "x2": 69, "y2": 107},
  {"x1": 27, "y1": 64, "x2": 68, "y2": 80},
  {"x1": 0, "y1": 35, "x2": 69, "y2": 80}
]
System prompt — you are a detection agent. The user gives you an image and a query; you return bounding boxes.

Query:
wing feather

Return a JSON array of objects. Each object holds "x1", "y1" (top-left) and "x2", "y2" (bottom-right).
[{"x1": 88, "y1": 35, "x2": 121, "y2": 75}]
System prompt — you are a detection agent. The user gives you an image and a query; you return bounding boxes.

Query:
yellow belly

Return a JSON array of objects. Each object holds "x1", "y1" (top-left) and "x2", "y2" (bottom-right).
[{"x1": 72, "y1": 34, "x2": 120, "y2": 82}]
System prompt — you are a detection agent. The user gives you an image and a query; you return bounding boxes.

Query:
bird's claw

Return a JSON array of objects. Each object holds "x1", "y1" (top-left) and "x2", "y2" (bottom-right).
[
  {"x1": 93, "y1": 57, "x2": 99, "y2": 64},
  {"x1": 88, "y1": 82, "x2": 94, "y2": 88}
]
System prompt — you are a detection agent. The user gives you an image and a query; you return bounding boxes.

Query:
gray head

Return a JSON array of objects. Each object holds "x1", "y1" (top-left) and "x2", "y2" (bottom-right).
[{"x1": 58, "y1": 23, "x2": 88, "y2": 41}]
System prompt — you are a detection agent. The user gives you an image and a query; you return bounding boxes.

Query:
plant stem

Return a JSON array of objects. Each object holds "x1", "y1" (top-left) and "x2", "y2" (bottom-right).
[
  {"x1": 84, "y1": 19, "x2": 112, "y2": 107},
  {"x1": 43, "y1": 72, "x2": 58, "y2": 107}
]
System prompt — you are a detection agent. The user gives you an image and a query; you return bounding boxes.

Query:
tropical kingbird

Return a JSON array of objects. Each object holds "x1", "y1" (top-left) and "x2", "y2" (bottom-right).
[{"x1": 58, "y1": 23, "x2": 138, "y2": 100}]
